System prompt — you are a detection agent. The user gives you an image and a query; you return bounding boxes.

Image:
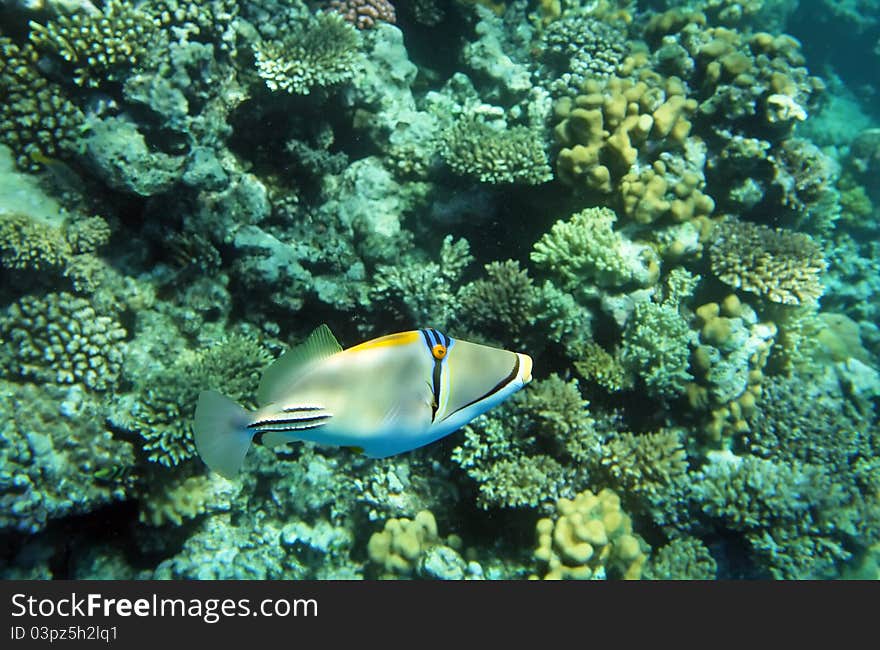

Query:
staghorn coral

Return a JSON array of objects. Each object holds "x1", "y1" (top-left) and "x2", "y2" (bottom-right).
[
  {"x1": 439, "y1": 115, "x2": 552, "y2": 185},
  {"x1": 253, "y1": 11, "x2": 361, "y2": 95},
  {"x1": 533, "y1": 488, "x2": 648, "y2": 580},
  {"x1": 330, "y1": 0, "x2": 396, "y2": 29},
  {"x1": 709, "y1": 217, "x2": 826, "y2": 305},
  {"x1": 0, "y1": 292, "x2": 126, "y2": 392},
  {"x1": 531, "y1": 206, "x2": 660, "y2": 294}
]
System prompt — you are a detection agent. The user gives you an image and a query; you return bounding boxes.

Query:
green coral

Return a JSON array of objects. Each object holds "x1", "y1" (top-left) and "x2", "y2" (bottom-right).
[
  {"x1": 451, "y1": 375, "x2": 596, "y2": 509},
  {"x1": 0, "y1": 37, "x2": 85, "y2": 171},
  {"x1": 531, "y1": 206, "x2": 660, "y2": 294},
  {"x1": 370, "y1": 236, "x2": 473, "y2": 330},
  {"x1": 0, "y1": 292, "x2": 127, "y2": 392},
  {"x1": 620, "y1": 297, "x2": 696, "y2": 402},
  {"x1": 0, "y1": 213, "x2": 71, "y2": 273},
  {"x1": 0, "y1": 381, "x2": 136, "y2": 533},
  {"x1": 457, "y1": 260, "x2": 591, "y2": 355},
  {"x1": 439, "y1": 115, "x2": 552, "y2": 185},
  {"x1": 253, "y1": 11, "x2": 362, "y2": 95},
  {"x1": 122, "y1": 334, "x2": 270, "y2": 467},
  {"x1": 598, "y1": 428, "x2": 690, "y2": 506},
  {"x1": 27, "y1": 0, "x2": 160, "y2": 88},
  {"x1": 644, "y1": 537, "x2": 717, "y2": 580}
]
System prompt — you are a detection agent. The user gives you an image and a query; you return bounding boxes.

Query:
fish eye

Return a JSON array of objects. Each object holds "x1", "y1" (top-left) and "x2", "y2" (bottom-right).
[{"x1": 431, "y1": 344, "x2": 447, "y2": 360}]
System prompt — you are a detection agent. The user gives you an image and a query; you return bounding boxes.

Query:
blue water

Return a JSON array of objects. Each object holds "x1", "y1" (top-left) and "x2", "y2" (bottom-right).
[{"x1": 0, "y1": 0, "x2": 877, "y2": 580}]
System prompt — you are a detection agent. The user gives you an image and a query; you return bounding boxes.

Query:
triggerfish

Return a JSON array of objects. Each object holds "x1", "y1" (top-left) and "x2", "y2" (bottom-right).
[{"x1": 193, "y1": 325, "x2": 533, "y2": 478}]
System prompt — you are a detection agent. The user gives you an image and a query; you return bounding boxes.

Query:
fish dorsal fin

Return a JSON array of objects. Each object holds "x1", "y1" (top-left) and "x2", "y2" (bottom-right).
[{"x1": 257, "y1": 324, "x2": 342, "y2": 406}]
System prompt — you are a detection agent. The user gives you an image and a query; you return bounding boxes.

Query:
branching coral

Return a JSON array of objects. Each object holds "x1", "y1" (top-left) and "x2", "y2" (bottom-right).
[
  {"x1": 253, "y1": 11, "x2": 362, "y2": 95},
  {"x1": 644, "y1": 537, "x2": 717, "y2": 580},
  {"x1": 533, "y1": 488, "x2": 648, "y2": 579},
  {"x1": 118, "y1": 333, "x2": 270, "y2": 467},
  {"x1": 370, "y1": 236, "x2": 473, "y2": 330},
  {"x1": 599, "y1": 428, "x2": 690, "y2": 506},
  {"x1": 0, "y1": 37, "x2": 85, "y2": 170},
  {"x1": 27, "y1": 0, "x2": 160, "y2": 87},
  {"x1": 0, "y1": 213, "x2": 71, "y2": 273},
  {"x1": 708, "y1": 217, "x2": 826, "y2": 305},
  {"x1": 620, "y1": 296, "x2": 696, "y2": 402},
  {"x1": 531, "y1": 206, "x2": 660, "y2": 293},
  {"x1": 451, "y1": 375, "x2": 596, "y2": 509},
  {"x1": 439, "y1": 115, "x2": 552, "y2": 185}
]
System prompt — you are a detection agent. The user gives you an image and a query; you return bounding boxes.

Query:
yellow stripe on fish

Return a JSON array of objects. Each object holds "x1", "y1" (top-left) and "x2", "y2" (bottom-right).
[
  {"x1": 193, "y1": 324, "x2": 533, "y2": 479},
  {"x1": 345, "y1": 330, "x2": 421, "y2": 353}
]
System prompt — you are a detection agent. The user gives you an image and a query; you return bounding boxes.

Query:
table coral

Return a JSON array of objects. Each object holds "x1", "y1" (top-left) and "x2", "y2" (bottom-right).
[
  {"x1": 533, "y1": 488, "x2": 648, "y2": 579},
  {"x1": 708, "y1": 217, "x2": 827, "y2": 305}
]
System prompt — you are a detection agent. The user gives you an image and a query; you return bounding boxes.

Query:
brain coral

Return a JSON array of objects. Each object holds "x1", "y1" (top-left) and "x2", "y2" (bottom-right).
[{"x1": 709, "y1": 217, "x2": 826, "y2": 305}]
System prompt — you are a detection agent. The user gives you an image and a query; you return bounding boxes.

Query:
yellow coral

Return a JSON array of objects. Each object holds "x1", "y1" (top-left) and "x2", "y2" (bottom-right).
[
  {"x1": 533, "y1": 488, "x2": 648, "y2": 579},
  {"x1": 367, "y1": 510, "x2": 440, "y2": 578}
]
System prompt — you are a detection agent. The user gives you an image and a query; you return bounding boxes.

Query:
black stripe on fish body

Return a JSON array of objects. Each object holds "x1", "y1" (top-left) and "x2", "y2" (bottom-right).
[
  {"x1": 280, "y1": 405, "x2": 325, "y2": 413},
  {"x1": 440, "y1": 354, "x2": 520, "y2": 422},
  {"x1": 248, "y1": 414, "x2": 332, "y2": 431},
  {"x1": 250, "y1": 422, "x2": 328, "y2": 437},
  {"x1": 420, "y1": 328, "x2": 436, "y2": 349},
  {"x1": 430, "y1": 357, "x2": 442, "y2": 422}
]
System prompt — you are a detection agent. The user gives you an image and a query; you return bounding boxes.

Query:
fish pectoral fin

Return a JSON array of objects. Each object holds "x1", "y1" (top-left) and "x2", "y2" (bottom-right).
[
  {"x1": 382, "y1": 390, "x2": 433, "y2": 433},
  {"x1": 344, "y1": 446, "x2": 365, "y2": 455}
]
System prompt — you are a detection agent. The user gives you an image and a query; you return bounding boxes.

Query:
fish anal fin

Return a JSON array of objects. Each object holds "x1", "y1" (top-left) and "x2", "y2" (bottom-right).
[
  {"x1": 257, "y1": 324, "x2": 342, "y2": 406},
  {"x1": 261, "y1": 431, "x2": 294, "y2": 448}
]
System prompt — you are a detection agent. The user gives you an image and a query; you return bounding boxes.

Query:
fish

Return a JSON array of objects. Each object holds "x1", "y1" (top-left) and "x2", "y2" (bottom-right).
[{"x1": 192, "y1": 324, "x2": 533, "y2": 478}]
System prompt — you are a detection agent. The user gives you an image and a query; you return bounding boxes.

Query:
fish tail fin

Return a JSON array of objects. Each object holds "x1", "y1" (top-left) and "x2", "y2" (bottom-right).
[{"x1": 193, "y1": 390, "x2": 254, "y2": 479}]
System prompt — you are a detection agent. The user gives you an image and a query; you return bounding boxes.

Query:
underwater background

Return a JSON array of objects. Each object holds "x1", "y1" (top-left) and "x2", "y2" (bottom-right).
[{"x1": 0, "y1": 0, "x2": 877, "y2": 580}]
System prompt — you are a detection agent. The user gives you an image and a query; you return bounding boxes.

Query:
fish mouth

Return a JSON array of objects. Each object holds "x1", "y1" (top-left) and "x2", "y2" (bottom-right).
[{"x1": 517, "y1": 353, "x2": 533, "y2": 384}]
